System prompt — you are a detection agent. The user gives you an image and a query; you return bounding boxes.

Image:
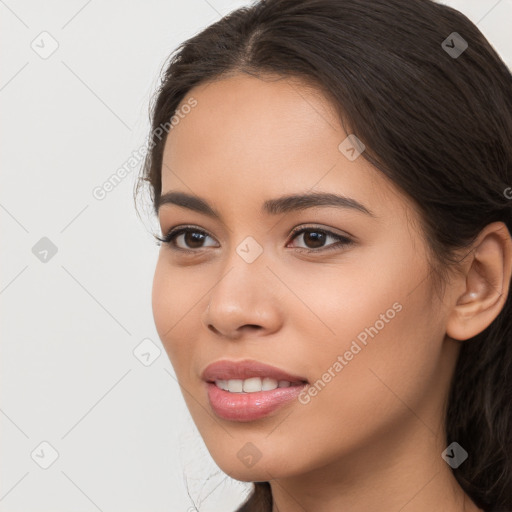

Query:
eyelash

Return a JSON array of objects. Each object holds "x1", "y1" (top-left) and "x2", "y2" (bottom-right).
[{"x1": 155, "y1": 225, "x2": 353, "y2": 254}]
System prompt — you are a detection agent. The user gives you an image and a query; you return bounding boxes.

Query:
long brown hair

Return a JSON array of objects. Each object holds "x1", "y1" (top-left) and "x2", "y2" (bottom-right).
[{"x1": 135, "y1": 1, "x2": 512, "y2": 510}]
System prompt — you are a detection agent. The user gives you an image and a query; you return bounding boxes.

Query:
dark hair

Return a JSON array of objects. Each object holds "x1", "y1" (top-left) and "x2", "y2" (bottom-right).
[{"x1": 135, "y1": 0, "x2": 512, "y2": 510}]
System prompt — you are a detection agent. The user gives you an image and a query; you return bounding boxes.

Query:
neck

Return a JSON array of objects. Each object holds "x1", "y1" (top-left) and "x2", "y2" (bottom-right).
[{"x1": 268, "y1": 417, "x2": 482, "y2": 512}]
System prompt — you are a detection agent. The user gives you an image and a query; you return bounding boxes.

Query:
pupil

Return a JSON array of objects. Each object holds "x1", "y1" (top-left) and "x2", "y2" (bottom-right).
[
  {"x1": 183, "y1": 230, "x2": 327, "y2": 249},
  {"x1": 306, "y1": 231, "x2": 325, "y2": 248},
  {"x1": 186, "y1": 232, "x2": 204, "y2": 248}
]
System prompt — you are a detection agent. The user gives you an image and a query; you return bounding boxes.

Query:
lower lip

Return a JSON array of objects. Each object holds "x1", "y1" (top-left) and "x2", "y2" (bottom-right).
[{"x1": 206, "y1": 382, "x2": 307, "y2": 422}]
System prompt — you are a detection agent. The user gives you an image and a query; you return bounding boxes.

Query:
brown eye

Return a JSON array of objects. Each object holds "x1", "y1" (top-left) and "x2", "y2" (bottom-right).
[
  {"x1": 156, "y1": 225, "x2": 353, "y2": 255},
  {"x1": 157, "y1": 226, "x2": 218, "y2": 251},
  {"x1": 181, "y1": 231, "x2": 207, "y2": 249},
  {"x1": 296, "y1": 229, "x2": 327, "y2": 249},
  {"x1": 288, "y1": 227, "x2": 353, "y2": 253}
]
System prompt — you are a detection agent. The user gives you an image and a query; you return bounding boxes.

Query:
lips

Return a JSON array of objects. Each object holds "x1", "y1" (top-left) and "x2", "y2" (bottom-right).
[
  {"x1": 202, "y1": 359, "x2": 309, "y2": 422},
  {"x1": 201, "y1": 359, "x2": 308, "y2": 384}
]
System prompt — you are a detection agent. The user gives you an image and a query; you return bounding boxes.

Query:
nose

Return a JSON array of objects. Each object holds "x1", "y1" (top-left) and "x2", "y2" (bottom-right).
[{"x1": 201, "y1": 255, "x2": 283, "y2": 340}]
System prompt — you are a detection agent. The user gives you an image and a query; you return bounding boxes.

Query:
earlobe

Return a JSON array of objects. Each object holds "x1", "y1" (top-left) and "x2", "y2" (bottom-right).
[{"x1": 446, "y1": 222, "x2": 512, "y2": 341}]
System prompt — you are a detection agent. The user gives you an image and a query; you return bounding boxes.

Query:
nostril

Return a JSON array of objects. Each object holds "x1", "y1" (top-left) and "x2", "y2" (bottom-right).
[{"x1": 206, "y1": 323, "x2": 262, "y2": 337}]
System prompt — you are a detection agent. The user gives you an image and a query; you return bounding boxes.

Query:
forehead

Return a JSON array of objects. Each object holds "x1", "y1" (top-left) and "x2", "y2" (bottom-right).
[
  {"x1": 160, "y1": 72, "x2": 414, "y2": 221},
  {"x1": 164, "y1": 72, "x2": 340, "y2": 167}
]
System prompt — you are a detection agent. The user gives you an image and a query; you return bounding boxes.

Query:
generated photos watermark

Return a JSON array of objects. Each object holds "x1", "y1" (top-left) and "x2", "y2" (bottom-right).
[
  {"x1": 92, "y1": 96, "x2": 197, "y2": 201},
  {"x1": 299, "y1": 301, "x2": 403, "y2": 405}
]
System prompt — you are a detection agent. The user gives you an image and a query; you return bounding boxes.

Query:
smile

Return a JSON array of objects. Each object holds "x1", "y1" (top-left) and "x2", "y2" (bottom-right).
[
  {"x1": 214, "y1": 377, "x2": 299, "y2": 393},
  {"x1": 202, "y1": 359, "x2": 309, "y2": 421}
]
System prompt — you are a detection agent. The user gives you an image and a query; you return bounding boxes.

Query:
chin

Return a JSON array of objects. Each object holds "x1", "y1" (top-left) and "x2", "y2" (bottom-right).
[
  {"x1": 205, "y1": 445, "x2": 301, "y2": 482},
  {"x1": 217, "y1": 461, "x2": 286, "y2": 482}
]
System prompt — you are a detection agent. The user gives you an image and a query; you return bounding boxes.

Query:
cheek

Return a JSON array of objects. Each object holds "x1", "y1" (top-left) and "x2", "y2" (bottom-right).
[
  {"x1": 151, "y1": 255, "x2": 204, "y2": 370},
  {"x1": 281, "y1": 245, "x2": 441, "y2": 438}
]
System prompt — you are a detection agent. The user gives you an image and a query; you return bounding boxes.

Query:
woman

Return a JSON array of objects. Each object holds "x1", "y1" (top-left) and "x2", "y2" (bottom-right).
[{"x1": 135, "y1": 0, "x2": 512, "y2": 510}]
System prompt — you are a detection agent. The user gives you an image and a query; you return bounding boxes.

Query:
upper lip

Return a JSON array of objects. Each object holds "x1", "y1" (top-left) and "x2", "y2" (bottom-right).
[{"x1": 201, "y1": 359, "x2": 308, "y2": 383}]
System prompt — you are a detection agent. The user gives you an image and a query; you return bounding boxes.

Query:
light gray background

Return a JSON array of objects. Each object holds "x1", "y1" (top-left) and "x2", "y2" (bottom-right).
[{"x1": 1, "y1": 1, "x2": 511, "y2": 511}]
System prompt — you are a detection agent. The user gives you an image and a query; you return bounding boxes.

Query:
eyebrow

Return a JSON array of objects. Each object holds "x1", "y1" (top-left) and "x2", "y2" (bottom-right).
[{"x1": 156, "y1": 191, "x2": 375, "y2": 218}]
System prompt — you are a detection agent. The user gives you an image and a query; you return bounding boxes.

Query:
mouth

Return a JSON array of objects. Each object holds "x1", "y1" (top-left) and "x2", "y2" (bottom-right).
[
  {"x1": 201, "y1": 358, "x2": 308, "y2": 384},
  {"x1": 201, "y1": 359, "x2": 308, "y2": 422},
  {"x1": 212, "y1": 376, "x2": 306, "y2": 393}
]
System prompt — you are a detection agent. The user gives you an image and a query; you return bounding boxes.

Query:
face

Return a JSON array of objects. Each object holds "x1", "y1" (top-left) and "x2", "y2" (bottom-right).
[{"x1": 152, "y1": 72, "x2": 458, "y2": 483}]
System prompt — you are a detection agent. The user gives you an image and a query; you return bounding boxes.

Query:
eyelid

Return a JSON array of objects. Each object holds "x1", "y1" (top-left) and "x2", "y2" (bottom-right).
[
  {"x1": 156, "y1": 224, "x2": 218, "y2": 252},
  {"x1": 286, "y1": 225, "x2": 354, "y2": 253},
  {"x1": 157, "y1": 223, "x2": 354, "y2": 253},
  {"x1": 288, "y1": 223, "x2": 355, "y2": 242}
]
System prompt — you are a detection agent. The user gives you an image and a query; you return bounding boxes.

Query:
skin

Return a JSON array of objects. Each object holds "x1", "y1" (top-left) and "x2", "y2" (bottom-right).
[{"x1": 152, "y1": 72, "x2": 511, "y2": 512}]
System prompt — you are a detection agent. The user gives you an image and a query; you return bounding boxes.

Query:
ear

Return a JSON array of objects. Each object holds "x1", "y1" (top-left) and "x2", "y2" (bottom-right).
[{"x1": 446, "y1": 222, "x2": 512, "y2": 341}]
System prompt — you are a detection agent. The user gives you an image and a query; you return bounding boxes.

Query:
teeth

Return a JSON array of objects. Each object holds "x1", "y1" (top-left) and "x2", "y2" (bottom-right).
[
  {"x1": 243, "y1": 377, "x2": 263, "y2": 392},
  {"x1": 261, "y1": 377, "x2": 278, "y2": 391},
  {"x1": 214, "y1": 378, "x2": 296, "y2": 393},
  {"x1": 228, "y1": 379, "x2": 243, "y2": 392}
]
